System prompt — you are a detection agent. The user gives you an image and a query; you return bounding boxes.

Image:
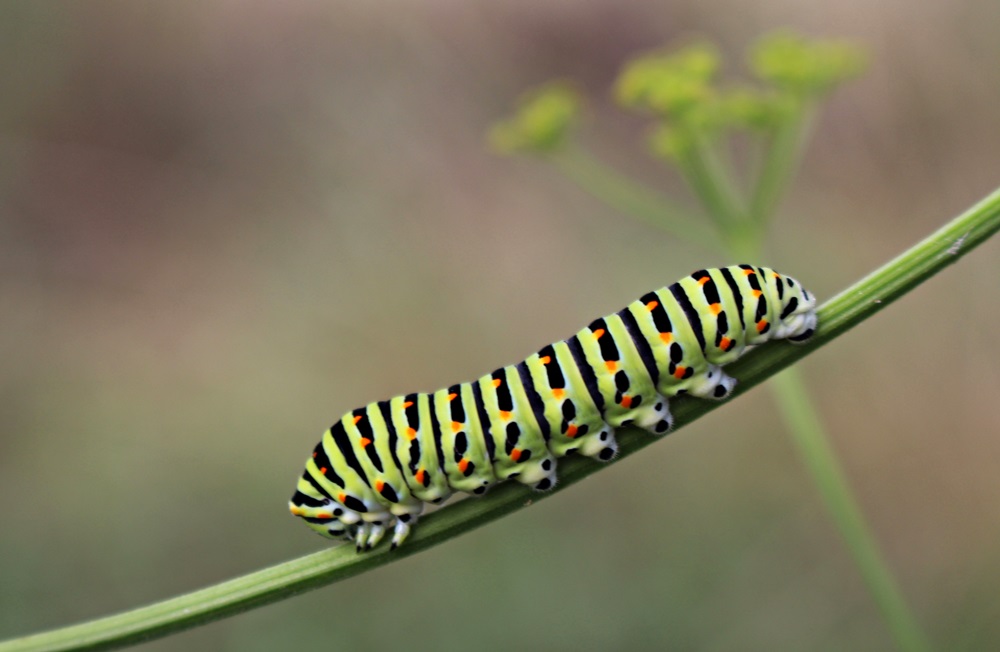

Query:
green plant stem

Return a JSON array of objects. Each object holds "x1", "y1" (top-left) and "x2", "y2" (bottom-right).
[
  {"x1": 744, "y1": 182, "x2": 998, "y2": 647},
  {"x1": 548, "y1": 146, "x2": 723, "y2": 253},
  {"x1": 736, "y1": 123, "x2": 924, "y2": 648},
  {"x1": 721, "y1": 220, "x2": 763, "y2": 262},
  {"x1": 2, "y1": 186, "x2": 998, "y2": 652},
  {"x1": 749, "y1": 102, "x2": 816, "y2": 224},
  {"x1": 771, "y1": 367, "x2": 932, "y2": 652},
  {"x1": 678, "y1": 133, "x2": 747, "y2": 229}
]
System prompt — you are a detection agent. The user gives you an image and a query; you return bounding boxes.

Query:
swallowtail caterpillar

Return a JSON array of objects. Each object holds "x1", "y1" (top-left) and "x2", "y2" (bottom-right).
[{"x1": 289, "y1": 265, "x2": 818, "y2": 551}]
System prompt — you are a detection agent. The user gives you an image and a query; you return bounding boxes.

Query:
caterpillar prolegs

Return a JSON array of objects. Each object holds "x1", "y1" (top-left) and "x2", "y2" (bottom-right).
[{"x1": 289, "y1": 265, "x2": 818, "y2": 550}]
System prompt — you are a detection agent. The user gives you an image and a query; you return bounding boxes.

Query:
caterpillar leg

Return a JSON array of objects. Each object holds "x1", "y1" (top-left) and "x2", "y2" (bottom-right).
[
  {"x1": 390, "y1": 514, "x2": 417, "y2": 550},
  {"x1": 508, "y1": 454, "x2": 559, "y2": 492},
  {"x1": 630, "y1": 394, "x2": 674, "y2": 435},
  {"x1": 353, "y1": 522, "x2": 372, "y2": 551},
  {"x1": 365, "y1": 522, "x2": 387, "y2": 550},
  {"x1": 602, "y1": 381, "x2": 673, "y2": 439},
  {"x1": 349, "y1": 514, "x2": 388, "y2": 549},
  {"x1": 385, "y1": 500, "x2": 424, "y2": 549},
  {"x1": 356, "y1": 498, "x2": 426, "y2": 550},
  {"x1": 579, "y1": 423, "x2": 619, "y2": 461},
  {"x1": 546, "y1": 395, "x2": 619, "y2": 462},
  {"x1": 687, "y1": 364, "x2": 736, "y2": 400}
]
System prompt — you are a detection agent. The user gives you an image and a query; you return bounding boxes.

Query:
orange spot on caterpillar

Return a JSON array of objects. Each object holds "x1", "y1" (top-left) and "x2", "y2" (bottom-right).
[
  {"x1": 448, "y1": 392, "x2": 458, "y2": 401},
  {"x1": 709, "y1": 303, "x2": 722, "y2": 315},
  {"x1": 593, "y1": 328, "x2": 606, "y2": 339},
  {"x1": 312, "y1": 451, "x2": 317, "y2": 458},
  {"x1": 551, "y1": 388, "x2": 565, "y2": 399},
  {"x1": 659, "y1": 332, "x2": 673, "y2": 344},
  {"x1": 320, "y1": 466, "x2": 328, "y2": 474},
  {"x1": 359, "y1": 437, "x2": 372, "y2": 448},
  {"x1": 289, "y1": 506, "x2": 301, "y2": 515},
  {"x1": 720, "y1": 336, "x2": 732, "y2": 350},
  {"x1": 756, "y1": 320, "x2": 768, "y2": 332},
  {"x1": 405, "y1": 427, "x2": 417, "y2": 440},
  {"x1": 645, "y1": 300, "x2": 659, "y2": 310},
  {"x1": 743, "y1": 269, "x2": 755, "y2": 276},
  {"x1": 376, "y1": 480, "x2": 384, "y2": 492},
  {"x1": 402, "y1": 400, "x2": 414, "y2": 408},
  {"x1": 337, "y1": 492, "x2": 346, "y2": 503},
  {"x1": 510, "y1": 448, "x2": 522, "y2": 462},
  {"x1": 566, "y1": 424, "x2": 579, "y2": 438},
  {"x1": 352, "y1": 415, "x2": 363, "y2": 425},
  {"x1": 415, "y1": 469, "x2": 426, "y2": 484},
  {"x1": 751, "y1": 290, "x2": 762, "y2": 298},
  {"x1": 605, "y1": 361, "x2": 617, "y2": 372},
  {"x1": 773, "y1": 272, "x2": 780, "y2": 278},
  {"x1": 499, "y1": 410, "x2": 512, "y2": 420},
  {"x1": 451, "y1": 422, "x2": 463, "y2": 433},
  {"x1": 458, "y1": 458, "x2": 470, "y2": 473},
  {"x1": 540, "y1": 355, "x2": 551, "y2": 364},
  {"x1": 673, "y1": 366, "x2": 687, "y2": 380},
  {"x1": 492, "y1": 378, "x2": 502, "y2": 388},
  {"x1": 697, "y1": 276, "x2": 710, "y2": 285},
  {"x1": 620, "y1": 395, "x2": 633, "y2": 409},
  {"x1": 317, "y1": 512, "x2": 332, "y2": 519}
]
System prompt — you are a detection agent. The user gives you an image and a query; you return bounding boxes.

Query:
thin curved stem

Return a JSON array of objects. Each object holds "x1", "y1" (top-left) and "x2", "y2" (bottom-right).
[
  {"x1": 2, "y1": 186, "x2": 997, "y2": 652},
  {"x1": 729, "y1": 187, "x2": 1000, "y2": 648},
  {"x1": 731, "y1": 141, "x2": 927, "y2": 650},
  {"x1": 548, "y1": 146, "x2": 723, "y2": 253},
  {"x1": 772, "y1": 367, "x2": 932, "y2": 652},
  {"x1": 749, "y1": 103, "x2": 817, "y2": 225},
  {"x1": 679, "y1": 133, "x2": 747, "y2": 228}
]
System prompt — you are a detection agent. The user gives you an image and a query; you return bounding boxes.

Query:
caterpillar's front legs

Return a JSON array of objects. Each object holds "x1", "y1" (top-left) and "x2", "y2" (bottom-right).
[
  {"x1": 349, "y1": 518, "x2": 389, "y2": 550},
  {"x1": 338, "y1": 514, "x2": 416, "y2": 550},
  {"x1": 390, "y1": 514, "x2": 416, "y2": 550}
]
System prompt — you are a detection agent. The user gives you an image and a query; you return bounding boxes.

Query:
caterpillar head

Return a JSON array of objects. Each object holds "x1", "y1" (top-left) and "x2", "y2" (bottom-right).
[{"x1": 769, "y1": 271, "x2": 817, "y2": 344}]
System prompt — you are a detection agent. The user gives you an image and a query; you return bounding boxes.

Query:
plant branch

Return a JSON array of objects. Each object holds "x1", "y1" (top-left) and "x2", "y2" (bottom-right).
[
  {"x1": 2, "y1": 186, "x2": 998, "y2": 652},
  {"x1": 548, "y1": 146, "x2": 723, "y2": 253},
  {"x1": 749, "y1": 102, "x2": 816, "y2": 224},
  {"x1": 676, "y1": 133, "x2": 747, "y2": 229},
  {"x1": 771, "y1": 367, "x2": 931, "y2": 652}
]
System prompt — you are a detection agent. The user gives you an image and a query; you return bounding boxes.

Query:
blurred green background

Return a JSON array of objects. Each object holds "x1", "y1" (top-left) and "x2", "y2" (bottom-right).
[{"x1": 2, "y1": 2, "x2": 999, "y2": 650}]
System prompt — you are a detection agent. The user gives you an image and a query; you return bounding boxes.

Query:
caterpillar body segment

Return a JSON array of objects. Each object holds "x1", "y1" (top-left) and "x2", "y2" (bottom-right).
[{"x1": 289, "y1": 265, "x2": 818, "y2": 550}]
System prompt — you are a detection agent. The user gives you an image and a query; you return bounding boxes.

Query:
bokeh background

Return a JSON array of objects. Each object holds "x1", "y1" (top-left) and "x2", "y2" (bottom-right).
[{"x1": 2, "y1": 2, "x2": 999, "y2": 650}]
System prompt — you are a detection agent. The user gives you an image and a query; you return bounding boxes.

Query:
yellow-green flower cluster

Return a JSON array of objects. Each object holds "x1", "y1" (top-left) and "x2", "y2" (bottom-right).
[
  {"x1": 614, "y1": 42, "x2": 721, "y2": 120},
  {"x1": 610, "y1": 33, "x2": 866, "y2": 162},
  {"x1": 488, "y1": 82, "x2": 582, "y2": 155},
  {"x1": 750, "y1": 30, "x2": 867, "y2": 96},
  {"x1": 489, "y1": 31, "x2": 866, "y2": 165},
  {"x1": 613, "y1": 42, "x2": 729, "y2": 160},
  {"x1": 648, "y1": 123, "x2": 696, "y2": 161},
  {"x1": 720, "y1": 86, "x2": 796, "y2": 131}
]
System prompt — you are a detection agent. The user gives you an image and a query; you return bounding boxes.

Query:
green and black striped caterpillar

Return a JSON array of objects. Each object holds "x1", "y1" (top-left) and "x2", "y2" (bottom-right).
[{"x1": 290, "y1": 265, "x2": 818, "y2": 550}]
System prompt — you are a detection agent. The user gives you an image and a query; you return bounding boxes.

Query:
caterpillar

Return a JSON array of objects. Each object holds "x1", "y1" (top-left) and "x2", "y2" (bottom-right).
[{"x1": 289, "y1": 265, "x2": 817, "y2": 551}]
